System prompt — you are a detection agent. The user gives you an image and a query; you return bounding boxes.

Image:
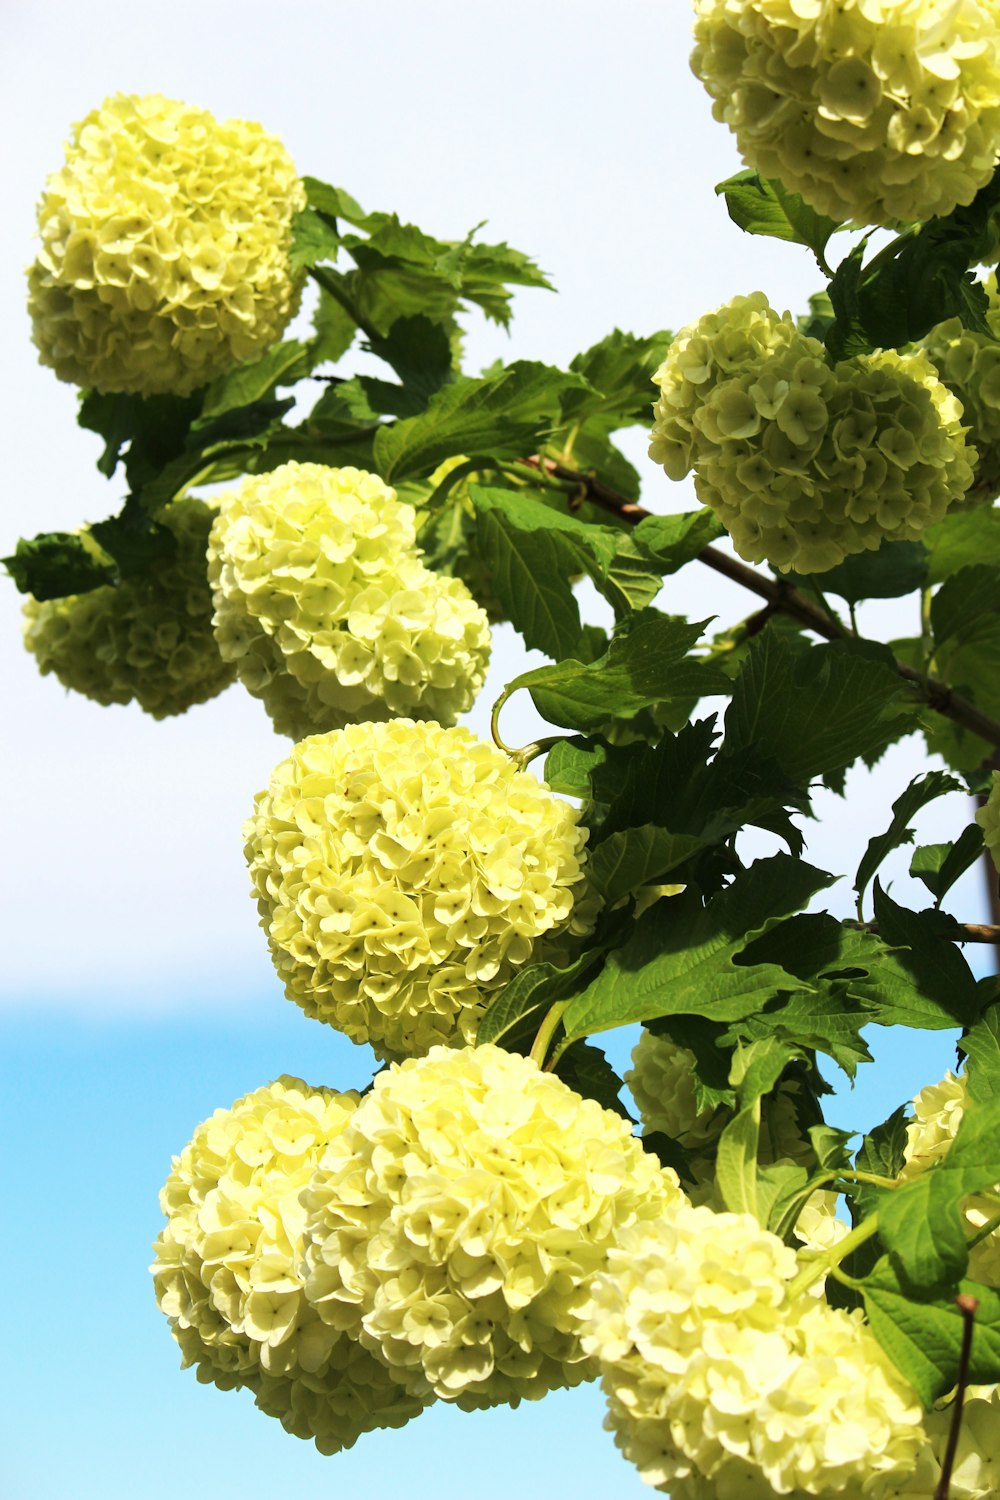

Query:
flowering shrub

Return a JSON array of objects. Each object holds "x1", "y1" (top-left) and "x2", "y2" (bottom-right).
[
  {"x1": 28, "y1": 93, "x2": 304, "y2": 395},
  {"x1": 301, "y1": 1044, "x2": 680, "y2": 1407},
  {"x1": 977, "y1": 770, "x2": 1000, "y2": 872},
  {"x1": 22, "y1": 498, "x2": 234, "y2": 716},
  {"x1": 151, "y1": 1077, "x2": 427, "y2": 1452},
  {"x1": 208, "y1": 462, "x2": 491, "y2": 739},
  {"x1": 650, "y1": 292, "x2": 973, "y2": 572},
  {"x1": 581, "y1": 1203, "x2": 924, "y2": 1497},
  {"x1": 243, "y1": 720, "x2": 594, "y2": 1057},
  {"x1": 691, "y1": 0, "x2": 1000, "y2": 227}
]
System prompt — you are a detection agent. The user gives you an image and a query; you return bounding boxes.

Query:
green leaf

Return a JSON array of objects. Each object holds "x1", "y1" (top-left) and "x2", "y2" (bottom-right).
[
  {"x1": 311, "y1": 288, "x2": 358, "y2": 366},
  {"x1": 373, "y1": 362, "x2": 586, "y2": 483},
  {"x1": 553, "y1": 1042, "x2": 631, "y2": 1119},
  {"x1": 924, "y1": 506, "x2": 1000, "y2": 583},
  {"x1": 788, "y1": 540, "x2": 928, "y2": 607},
  {"x1": 910, "y1": 824, "x2": 985, "y2": 906},
  {"x1": 727, "y1": 985, "x2": 874, "y2": 1079},
  {"x1": 962, "y1": 1002, "x2": 1000, "y2": 1104},
  {"x1": 932, "y1": 564, "x2": 1000, "y2": 647},
  {"x1": 475, "y1": 942, "x2": 611, "y2": 1050},
  {"x1": 856, "y1": 1106, "x2": 910, "y2": 1184},
  {"x1": 586, "y1": 825, "x2": 706, "y2": 907},
  {"x1": 88, "y1": 507, "x2": 177, "y2": 578},
  {"x1": 725, "y1": 630, "x2": 920, "y2": 784},
  {"x1": 4, "y1": 531, "x2": 116, "y2": 599},
  {"x1": 289, "y1": 205, "x2": 343, "y2": 273},
  {"x1": 716, "y1": 1102, "x2": 763, "y2": 1219},
  {"x1": 365, "y1": 314, "x2": 454, "y2": 399},
  {"x1": 859, "y1": 884, "x2": 981, "y2": 1030},
  {"x1": 863, "y1": 1257, "x2": 1000, "y2": 1405},
  {"x1": 508, "y1": 610, "x2": 730, "y2": 735},
  {"x1": 199, "y1": 340, "x2": 311, "y2": 418},
  {"x1": 301, "y1": 178, "x2": 374, "y2": 230},
  {"x1": 77, "y1": 389, "x2": 201, "y2": 490},
  {"x1": 632, "y1": 509, "x2": 724, "y2": 573},
  {"x1": 561, "y1": 854, "x2": 831, "y2": 1043},
  {"x1": 877, "y1": 1092, "x2": 1000, "y2": 1286},
  {"x1": 543, "y1": 737, "x2": 614, "y2": 799},
  {"x1": 564, "y1": 327, "x2": 673, "y2": 429},
  {"x1": 715, "y1": 170, "x2": 842, "y2": 270},
  {"x1": 854, "y1": 770, "x2": 963, "y2": 905}
]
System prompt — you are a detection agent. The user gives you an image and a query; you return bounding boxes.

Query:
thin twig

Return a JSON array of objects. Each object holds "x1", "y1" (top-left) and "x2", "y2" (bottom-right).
[
  {"x1": 521, "y1": 456, "x2": 1000, "y2": 753},
  {"x1": 847, "y1": 920, "x2": 1000, "y2": 945},
  {"x1": 934, "y1": 1295, "x2": 979, "y2": 1500}
]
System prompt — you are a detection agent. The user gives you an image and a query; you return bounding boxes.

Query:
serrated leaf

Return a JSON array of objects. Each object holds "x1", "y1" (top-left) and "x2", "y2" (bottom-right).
[
  {"x1": 4, "y1": 531, "x2": 116, "y2": 599},
  {"x1": 564, "y1": 327, "x2": 673, "y2": 429},
  {"x1": 553, "y1": 1042, "x2": 631, "y2": 1119},
  {"x1": 374, "y1": 362, "x2": 586, "y2": 482},
  {"x1": 715, "y1": 170, "x2": 842, "y2": 270},
  {"x1": 716, "y1": 1102, "x2": 762, "y2": 1219},
  {"x1": 910, "y1": 823, "x2": 985, "y2": 905},
  {"x1": 962, "y1": 1003, "x2": 1000, "y2": 1103},
  {"x1": 586, "y1": 825, "x2": 705, "y2": 907},
  {"x1": 787, "y1": 539, "x2": 928, "y2": 607},
  {"x1": 543, "y1": 737, "x2": 614, "y2": 799},
  {"x1": 77, "y1": 389, "x2": 201, "y2": 490},
  {"x1": 632, "y1": 509, "x2": 724, "y2": 573},
  {"x1": 508, "y1": 610, "x2": 729, "y2": 735},
  {"x1": 311, "y1": 288, "x2": 358, "y2": 366},
  {"x1": 475, "y1": 940, "x2": 613, "y2": 1049},
  {"x1": 302, "y1": 178, "x2": 374, "y2": 230},
  {"x1": 877, "y1": 1092, "x2": 1000, "y2": 1286},
  {"x1": 561, "y1": 854, "x2": 831, "y2": 1043},
  {"x1": 89, "y1": 507, "x2": 177, "y2": 578},
  {"x1": 289, "y1": 205, "x2": 343, "y2": 273},
  {"x1": 932, "y1": 563, "x2": 1000, "y2": 647},
  {"x1": 856, "y1": 1105, "x2": 911, "y2": 1184},
  {"x1": 200, "y1": 340, "x2": 311, "y2": 418},
  {"x1": 863, "y1": 1258, "x2": 1000, "y2": 1405},
  {"x1": 855, "y1": 770, "x2": 963, "y2": 905},
  {"x1": 725, "y1": 630, "x2": 920, "y2": 784},
  {"x1": 862, "y1": 883, "x2": 980, "y2": 1029},
  {"x1": 365, "y1": 314, "x2": 454, "y2": 399},
  {"x1": 924, "y1": 506, "x2": 1000, "y2": 583}
]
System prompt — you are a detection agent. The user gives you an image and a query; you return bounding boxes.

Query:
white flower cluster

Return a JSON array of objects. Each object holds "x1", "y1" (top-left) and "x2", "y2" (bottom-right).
[
  {"x1": 243, "y1": 720, "x2": 594, "y2": 1058},
  {"x1": 922, "y1": 279, "x2": 1000, "y2": 505},
  {"x1": 650, "y1": 292, "x2": 973, "y2": 573},
  {"x1": 581, "y1": 1202, "x2": 924, "y2": 1497},
  {"x1": 626, "y1": 1029, "x2": 726, "y2": 1148},
  {"x1": 976, "y1": 770, "x2": 1000, "y2": 873},
  {"x1": 22, "y1": 498, "x2": 234, "y2": 717},
  {"x1": 900, "y1": 1070, "x2": 1000, "y2": 1284},
  {"x1": 28, "y1": 93, "x2": 304, "y2": 395},
  {"x1": 151, "y1": 1078, "x2": 427, "y2": 1453},
  {"x1": 208, "y1": 462, "x2": 491, "y2": 740},
  {"x1": 691, "y1": 0, "x2": 1000, "y2": 227},
  {"x1": 301, "y1": 1045, "x2": 680, "y2": 1408},
  {"x1": 880, "y1": 1386, "x2": 1000, "y2": 1498}
]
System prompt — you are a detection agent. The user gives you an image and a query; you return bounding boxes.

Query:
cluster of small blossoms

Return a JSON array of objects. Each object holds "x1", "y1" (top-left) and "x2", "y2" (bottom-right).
[
  {"x1": 899, "y1": 1070, "x2": 1000, "y2": 1283},
  {"x1": 243, "y1": 720, "x2": 594, "y2": 1058},
  {"x1": 879, "y1": 1386, "x2": 1000, "y2": 1498},
  {"x1": 977, "y1": 770, "x2": 1000, "y2": 873},
  {"x1": 300, "y1": 1044, "x2": 681, "y2": 1408},
  {"x1": 921, "y1": 278, "x2": 1000, "y2": 505},
  {"x1": 151, "y1": 1078, "x2": 427, "y2": 1452},
  {"x1": 22, "y1": 498, "x2": 234, "y2": 717},
  {"x1": 28, "y1": 94, "x2": 304, "y2": 396},
  {"x1": 580, "y1": 1202, "x2": 924, "y2": 1497},
  {"x1": 626, "y1": 1029, "x2": 726, "y2": 1149},
  {"x1": 650, "y1": 293, "x2": 973, "y2": 573},
  {"x1": 208, "y1": 462, "x2": 492, "y2": 740},
  {"x1": 691, "y1": 0, "x2": 1000, "y2": 228}
]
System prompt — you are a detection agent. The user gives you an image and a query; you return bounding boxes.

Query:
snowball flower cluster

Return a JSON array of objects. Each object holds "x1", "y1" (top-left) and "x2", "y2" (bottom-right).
[
  {"x1": 976, "y1": 770, "x2": 1000, "y2": 873},
  {"x1": 22, "y1": 498, "x2": 234, "y2": 717},
  {"x1": 626, "y1": 1029, "x2": 725, "y2": 1148},
  {"x1": 650, "y1": 292, "x2": 973, "y2": 573},
  {"x1": 880, "y1": 1386, "x2": 1000, "y2": 1498},
  {"x1": 301, "y1": 1044, "x2": 680, "y2": 1408},
  {"x1": 208, "y1": 462, "x2": 491, "y2": 739},
  {"x1": 28, "y1": 93, "x2": 304, "y2": 396},
  {"x1": 691, "y1": 0, "x2": 1000, "y2": 228},
  {"x1": 900, "y1": 1069, "x2": 1000, "y2": 1283},
  {"x1": 151, "y1": 1077, "x2": 427, "y2": 1453},
  {"x1": 922, "y1": 279, "x2": 1000, "y2": 505},
  {"x1": 243, "y1": 720, "x2": 594, "y2": 1058},
  {"x1": 581, "y1": 1202, "x2": 923, "y2": 1497}
]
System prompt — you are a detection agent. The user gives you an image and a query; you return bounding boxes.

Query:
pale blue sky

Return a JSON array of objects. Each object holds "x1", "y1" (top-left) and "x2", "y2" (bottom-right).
[{"x1": 0, "y1": 4, "x2": 993, "y2": 1498}]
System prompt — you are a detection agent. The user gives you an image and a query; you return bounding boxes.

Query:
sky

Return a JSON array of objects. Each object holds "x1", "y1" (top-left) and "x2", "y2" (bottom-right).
[{"x1": 0, "y1": 4, "x2": 995, "y2": 1498}]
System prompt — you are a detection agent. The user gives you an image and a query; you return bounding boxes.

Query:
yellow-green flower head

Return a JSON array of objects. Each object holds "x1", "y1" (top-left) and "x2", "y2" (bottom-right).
[
  {"x1": 28, "y1": 93, "x2": 305, "y2": 396},
  {"x1": 22, "y1": 498, "x2": 234, "y2": 717},
  {"x1": 151, "y1": 1077, "x2": 427, "y2": 1453},
  {"x1": 691, "y1": 0, "x2": 1000, "y2": 228},
  {"x1": 243, "y1": 720, "x2": 594, "y2": 1058},
  {"x1": 922, "y1": 279, "x2": 1000, "y2": 505},
  {"x1": 300, "y1": 1043, "x2": 681, "y2": 1409},
  {"x1": 976, "y1": 769, "x2": 1000, "y2": 872},
  {"x1": 900, "y1": 1069, "x2": 1000, "y2": 1284},
  {"x1": 650, "y1": 292, "x2": 973, "y2": 573},
  {"x1": 626, "y1": 1029, "x2": 725, "y2": 1148},
  {"x1": 581, "y1": 1203, "x2": 923, "y2": 1497},
  {"x1": 879, "y1": 1386, "x2": 1000, "y2": 1498},
  {"x1": 208, "y1": 462, "x2": 492, "y2": 740}
]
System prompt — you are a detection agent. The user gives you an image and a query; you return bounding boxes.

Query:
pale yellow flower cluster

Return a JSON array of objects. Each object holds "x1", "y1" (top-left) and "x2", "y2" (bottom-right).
[
  {"x1": 900, "y1": 1070, "x2": 1000, "y2": 1283},
  {"x1": 28, "y1": 93, "x2": 304, "y2": 396},
  {"x1": 922, "y1": 279, "x2": 1000, "y2": 504},
  {"x1": 243, "y1": 721, "x2": 594, "y2": 1058},
  {"x1": 626, "y1": 1030, "x2": 726, "y2": 1148},
  {"x1": 301, "y1": 1045, "x2": 681, "y2": 1408},
  {"x1": 208, "y1": 463, "x2": 491, "y2": 740},
  {"x1": 151, "y1": 1077, "x2": 427, "y2": 1453},
  {"x1": 650, "y1": 293, "x2": 973, "y2": 573},
  {"x1": 581, "y1": 1203, "x2": 924, "y2": 1497},
  {"x1": 880, "y1": 1386, "x2": 1000, "y2": 1498},
  {"x1": 691, "y1": 0, "x2": 1000, "y2": 227},
  {"x1": 976, "y1": 770, "x2": 1000, "y2": 872},
  {"x1": 22, "y1": 498, "x2": 234, "y2": 717}
]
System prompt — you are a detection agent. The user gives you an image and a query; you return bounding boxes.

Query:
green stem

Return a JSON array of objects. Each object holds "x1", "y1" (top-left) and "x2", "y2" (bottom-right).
[
  {"x1": 966, "y1": 1206, "x2": 1000, "y2": 1251},
  {"x1": 306, "y1": 264, "x2": 381, "y2": 344},
  {"x1": 529, "y1": 1002, "x2": 568, "y2": 1069},
  {"x1": 490, "y1": 686, "x2": 517, "y2": 757},
  {"x1": 510, "y1": 736, "x2": 565, "y2": 771},
  {"x1": 789, "y1": 1213, "x2": 880, "y2": 1301}
]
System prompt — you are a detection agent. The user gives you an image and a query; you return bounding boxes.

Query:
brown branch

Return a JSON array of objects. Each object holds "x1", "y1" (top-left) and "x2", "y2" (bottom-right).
[
  {"x1": 934, "y1": 1295, "x2": 979, "y2": 1500},
  {"x1": 848, "y1": 919, "x2": 1000, "y2": 945},
  {"x1": 522, "y1": 456, "x2": 1000, "y2": 753}
]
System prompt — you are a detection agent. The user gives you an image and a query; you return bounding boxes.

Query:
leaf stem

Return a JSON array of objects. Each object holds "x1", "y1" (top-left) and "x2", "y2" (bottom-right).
[
  {"x1": 788, "y1": 1213, "x2": 880, "y2": 1300},
  {"x1": 529, "y1": 1002, "x2": 568, "y2": 1069},
  {"x1": 306, "y1": 265, "x2": 382, "y2": 345},
  {"x1": 934, "y1": 1295, "x2": 979, "y2": 1500}
]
